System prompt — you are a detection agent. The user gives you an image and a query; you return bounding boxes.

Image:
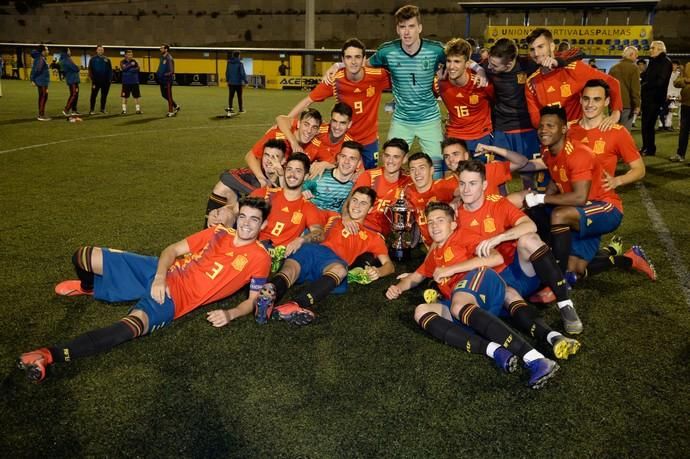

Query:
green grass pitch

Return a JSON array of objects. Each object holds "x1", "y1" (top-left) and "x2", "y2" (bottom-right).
[{"x1": 1, "y1": 80, "x2": 689, "y2": 457}]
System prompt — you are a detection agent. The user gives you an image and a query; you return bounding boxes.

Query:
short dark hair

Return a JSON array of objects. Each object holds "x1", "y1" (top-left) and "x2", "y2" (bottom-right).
[
  {"x1": 540, "y1": 105, "x2": 567, "y2": 124},
  {"x1": 583, "y1": 79, "x2": 611, "y2": 98},
  {"x1": 351, "y1": 186, "x2": 377, "y2": 206},
  {"x1": 300, "y1": 108, "x2": 323, "y2": 125},
  {"x1": 441, "y1": 137, "x2": 468, "y2": 151},
  {"x1": 526, "y1": 28, "x2": 553, "y2": 46},
  {"x1": 445, "y1": 38, "x2": 472, "y2": 61},
  {"x1": 286, "y1": 152, "x2": 311, "y2": 174},
  {"x1": 341, "y1": 38, "x2": 366, "y2": 57},
  {"x1": 340, "y1": 140, "x2": 363, "y2": 157},
  {"x1": 125, "y1": 49, "x2": 133, "y2": 54},
  {"x1": 425, "y1": 201, "x2": 455, "y2": 220},
  {"x1": 394, "y1": 5, "x2": 420, "y2": 24},
  {"x1": 458, "y1": 159, "x2": 486, "y2": 181},
  {"x1": 238, "y1": 196, "x2": 271, "y2": 222},
  {"x1": 331, "y1": 102, "x2": 353, "y2": 120},
  {"x1": 489, "y1": 38, "x2": 517, "y2": 62},
  {"x1": 232, "y1": 51, "x2": 240, "y2": 58},
  {"x1": 408, "y1": 152, "x2": 433, "y2": 167},
  {"x1": 383, "y1": 138, "x2": 409, "y2": 154},
  {"x1": 161, "y1": 43, "x2": 170, "y2": 51},
  {"x1": 263, "y1": 139, "x2": 287, "y2": 155}
]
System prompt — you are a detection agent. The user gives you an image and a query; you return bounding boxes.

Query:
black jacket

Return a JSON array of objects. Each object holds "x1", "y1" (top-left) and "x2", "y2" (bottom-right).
[{"x1": 642, "y1": 51, "x2": 672, "y2": 104}]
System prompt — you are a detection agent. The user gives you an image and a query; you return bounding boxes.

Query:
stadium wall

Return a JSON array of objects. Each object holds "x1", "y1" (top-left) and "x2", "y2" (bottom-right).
[{"x1": 1, "y1": 0, "x2": 689, "y2": 52}]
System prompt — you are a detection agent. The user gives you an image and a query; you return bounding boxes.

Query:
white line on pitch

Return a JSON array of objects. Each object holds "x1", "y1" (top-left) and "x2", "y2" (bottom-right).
[{"x1": 637, "y1": 182, "x2": 690, "y2": 307}]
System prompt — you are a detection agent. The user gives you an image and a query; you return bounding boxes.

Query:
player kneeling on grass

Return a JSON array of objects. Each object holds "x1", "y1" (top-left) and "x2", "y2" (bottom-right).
[
  {"x1": 386, "y1": 202, "x2": 564, "y2": 389},
  {"x1": 254, "y1": 186, "x2": 394, "y2": 325},
  {"x1": 18, "y1": 197, "x2": 271, "y2": 383}
]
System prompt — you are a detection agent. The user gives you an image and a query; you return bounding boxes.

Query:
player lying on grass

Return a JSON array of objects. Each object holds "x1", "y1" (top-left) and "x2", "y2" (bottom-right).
[
  {"x1": 18, "y1": 197, "x2": 272, "y2": 383},
  {"x1": 204, "y1": 108, "x2": 323, "y2": 224},
  {"x1": 386, "y1": 202, "x2": 568, "y2": 389},
  {"x1": 522, "y1": 106, "x2": 656, "y2": 284},
  {"x1": 278, "y1": 102, "x2": 354, "y2": 179},
  {"x1": 455, "y1": 160, "x2": 583, "y2": 334},
  {"x1": 252, "y1": 186, "x2": 395, "y2": 325},
  {"x1": 205, "y1": 139, "x2": 287, "y2": 227}
]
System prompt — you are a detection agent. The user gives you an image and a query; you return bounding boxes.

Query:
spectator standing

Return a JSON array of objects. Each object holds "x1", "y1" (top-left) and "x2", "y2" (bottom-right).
[
  {"x1": 120, "y1": 50, "x2": 142, "y2": 115},
  {"x1": 60, "y1": 48, "x2": 81, "y2": 116},
  {"x1": 30, "y1": 44, "x2": 50, "y2": 121},
  {"x1": 225, "y1": 51, "x2": 248, "y2": 115},
  {"x1": 278, "y1": 60, "x2": 289, "y2": 76},
  {"x1": 609, "y1": 46, "x2": 641, "y2": 131},
  {"x1": 669, "y1": 62, "x2": 690, "y2": 162},
  {"x1": 157, "y1": 44, "x2": 180, "y2": 117},
  {"x1": 640, "y1": 41, "x2": 672, "y2": 156},
  {"x1": 660, "y1": 60, "x2": 682, "y2": 130},
  {"x1": 88, "y1": 45, "x2": 113, "y2": 114}
]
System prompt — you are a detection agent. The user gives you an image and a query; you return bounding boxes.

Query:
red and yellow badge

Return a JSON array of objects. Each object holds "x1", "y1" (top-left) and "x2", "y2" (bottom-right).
[
  {"x1": 483, "y1": 217, "x2": 496, "y2": 233},
  {"x1": 291, "y1": 211, "x2": 303, "y2": 224},
  {"x1": 443, "y1": 246, "x2": 454, "y2": 263},
  {"x1": 560, "y1": 83, "x2": 572, "y2": 98},
  {"x1": 593, "y1": 139, "x2": 606, "y2": 155},
  {"x1": 366, "y1": 86, "x2": 375, "y2": 98},
  {"x1": 469, "y1": 94, "x2": 479, "y2": 105},
  {"x1": 232, "y1": 254, "x2": 248, "y2": 271}
]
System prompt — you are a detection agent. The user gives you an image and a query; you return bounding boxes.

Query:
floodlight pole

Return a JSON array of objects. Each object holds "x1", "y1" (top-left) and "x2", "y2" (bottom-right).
[{"x1": 305, "y1": 0, "x2": 315, "y2": 76}]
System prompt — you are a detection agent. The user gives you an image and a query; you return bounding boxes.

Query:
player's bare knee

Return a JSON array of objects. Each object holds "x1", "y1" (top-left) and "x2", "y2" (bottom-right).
[{"x1": 517, "y1": 232, "x2": 542, "y2": 253}]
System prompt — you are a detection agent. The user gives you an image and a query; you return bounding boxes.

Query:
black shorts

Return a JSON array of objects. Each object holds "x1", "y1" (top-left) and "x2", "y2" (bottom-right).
[
  {"x1": 121, "y1": 84, "x2": 141, "y2": 98},
  {"x1": 219, "y1": 168, "x2": 261, "y2": 196}
]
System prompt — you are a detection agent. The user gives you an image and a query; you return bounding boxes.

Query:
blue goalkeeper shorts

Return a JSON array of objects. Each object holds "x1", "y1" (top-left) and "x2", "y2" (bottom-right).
[{"x1": 288, "y1": 243, "x2": 348, "y2": 294}]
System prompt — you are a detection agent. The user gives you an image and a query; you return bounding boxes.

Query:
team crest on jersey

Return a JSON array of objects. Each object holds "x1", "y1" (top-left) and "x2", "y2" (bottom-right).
[
  {"x1": 291, "y1": 211, "x2": 303, "y2": 224},
  {"x1": 422, "y1": 57, "x2": 431, "y2": 70},
  {"x1": 483, "y1": 217, "x2": 496, "y2": 233},
  {"x1": 469, "y1": 94, "x2": 479, "y2": 105},
  {"x1": 367, "y1": 86, "x2": 375, "y2": 97},
  {"x1": 560, "y1": 84, "x2": 572, "y2": 98},
  {"x1": 443, "y1": 246, "x2": 454, "y2": 262},
  {"x1": 232, "y1": 254, "x2": 249, "y2": 271},
  {"x1": 516, "y1": 72, "x2": 527, "y2": 84},
  {"x1": 559, "y1": 168, "x2": 569, "y2": 183},
  {"x1": 593, "y1": 140, "x2": 606, "y2": 155},
  {"x1": 358, "y1": 230, "x2": 368, "y2": 240}
]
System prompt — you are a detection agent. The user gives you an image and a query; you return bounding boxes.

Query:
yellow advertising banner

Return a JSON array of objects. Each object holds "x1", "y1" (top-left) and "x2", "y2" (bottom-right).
[{"x1": 484, "y1": 25, "x2": 653, "y2": 55}]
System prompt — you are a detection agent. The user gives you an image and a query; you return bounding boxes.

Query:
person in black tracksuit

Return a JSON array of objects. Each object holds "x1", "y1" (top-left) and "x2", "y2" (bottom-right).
[
  {"x1": 61, "y1": 48, "x2": 81, "y2": 116},
  {"x1": 640, "y1": 40, "x2": 673, "y2": 156},
  {"x1": 88, "y1": 45, "x2": 113, "y2": 114},
  {"x1": 157, "y1": 44, "x2": 180, "y2": 117}
]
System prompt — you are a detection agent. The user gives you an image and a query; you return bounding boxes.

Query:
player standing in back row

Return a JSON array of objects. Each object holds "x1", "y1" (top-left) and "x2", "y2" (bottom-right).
[{"x1": 157, "y1": 44, "x2": 180, "y2": 117}]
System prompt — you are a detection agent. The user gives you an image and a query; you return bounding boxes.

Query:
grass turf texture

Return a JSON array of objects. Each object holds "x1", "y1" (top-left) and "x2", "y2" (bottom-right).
[{"x1": 1, "y1": 80, "x2": 689, "y2": 457}]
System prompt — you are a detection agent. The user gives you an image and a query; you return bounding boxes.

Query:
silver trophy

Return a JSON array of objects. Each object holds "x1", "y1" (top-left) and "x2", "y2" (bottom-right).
[{"x1": 384, "y1": 189, "x2": 417, "y2": 261}]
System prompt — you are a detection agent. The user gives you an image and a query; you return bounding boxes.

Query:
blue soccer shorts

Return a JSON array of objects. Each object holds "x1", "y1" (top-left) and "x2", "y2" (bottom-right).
[
  {"x1": 288, "y1": 243, "x2": 349, "y2": 294},
  {"x1": 94, "y1": 248, "x2": 175, "y2": 332},
  {"x1": 499, "y1": 254, "x2": 542, "y2": 298},
  {"x1": 571, "y1": 201, "x2": 623, "y2": 262},
  {"x1": 450, "y1": 267, "x2": 507, "y2": 318},
  {"x1": 361, "y1": 139, "x2": 380, "y2": 170}
]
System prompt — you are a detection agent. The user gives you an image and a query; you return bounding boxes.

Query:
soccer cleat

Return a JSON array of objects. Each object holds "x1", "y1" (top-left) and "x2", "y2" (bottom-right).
[
  {"x1": 71, "y1": 111, "x2": 82, "y2": 116},
  {"x1": 423, "y1": 288, "x2": 439, "y2": 304},
  {"x1": 552, "y1": 335, "x2": 581, "y2": 360},
  {"x1": 62, "y1": 110, "x2": 70, "y2": 117},
  {"x1": 17, "y1": 348, "x2": 53, "y2": 383},
  {"x1": 669, "y1": 155, "x2": 685, "y2": 163},
  {"x1": 174, "y1": 105, "x2": 181, "y2": 114},
  {"x1": 88, "y1": 110, "x2": 96, "y2": 115},
  {"x1": 493, "y1": 347, "x2": 519, "y2": 373},
  {"x1": 564, "y1": 271, "x2": 578, "y2": 289},
  {"x1": 100, "y1": 109, "x2": 107, "y2": 114},
  {"x1": 120, "y1": 110, "x2": 127, "y2": 115},
  {"x1": 166, "y1": 112, "x2": 176, "y2": 117},
  {"x1": 136, "y1": 110, "x2": 142, "y2": 115},
  {"x1": 254, "y1": 283, "x2": 277, "y2": 324},
  {"x1": 625, "y1": 245, "x2": 657, "y2": 281},
  {"x1": 225, "y1": 107, "x2": 233, "y2": 113},
  {"x1": 37, "y1": 116, "x2": 52, "y2": 121},
  {"x1": 55, "y1": 280, "x2": 93, "y2": 297},
  {"x1": 558, "y1": 302, "x2": 583, "y2": 335},
  {"x1": 239, "y1": 109, "x2": 246, "y2": 113},
  {"x1": 607, "y1": 234, "x2": 624, "y2": 257},
  {"x1": 525, "y1": 358, "x2": 559, "y2": 389},
  {"x1": 347, "y1": 267, "x2": 372, "y2": 285},
  {"x1": 272, "y1": 302, "x2": 316, "y2": 326},
  {"x1": 528, "y1": 286, "x2": 556, "y2": 304}
]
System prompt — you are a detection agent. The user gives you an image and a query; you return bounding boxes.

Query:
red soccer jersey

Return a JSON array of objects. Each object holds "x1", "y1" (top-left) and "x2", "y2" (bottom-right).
[
  {"x1": 525, "y1": 61, "x2": 623, "y2": 128},
  {"x1": 308, "y1": 123, "x2": 354, "y2": 164},
  {"x1": 405, "y1": 176, "x2": 459, "y2": 246},
  {"x1": 541, "y1": 138, "x2": 623, "y2": 212},
  {"x1": 308, "y1": 67, "x2": 391, "y2": 145},
  {"x1": 250, "y1": 187, "x2": 322, "y2": 246},
  {"x1": 354, "y1": 167, "x2": 412, "y2": 234},
  {"x1": 321, "y1": 216, "x2": 388, "y2": 266},
  {"x1": 166, "y1": 226, "x2": 271, "y2": 319},
  {"x1": 435, "y1": 73, "x2": 494, "y2": 140},
  {"x1": 415, "y1": 227, "x2": 480, "y2": 299},
  {"x1": 485, "y1": 161, "x2": 512, "y2": 197},
  {"x1": 456, "y1": 195, "x2": 526, "y2": 272},
  {"x1": 567, "y1": 122, "x2": 641, "y2": 177}
]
